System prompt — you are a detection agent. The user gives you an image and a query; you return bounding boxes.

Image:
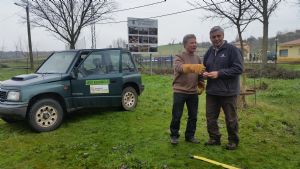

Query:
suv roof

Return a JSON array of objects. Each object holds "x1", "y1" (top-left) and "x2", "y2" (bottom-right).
[{"x1": 56, "y1": 48, "x2": 129, "y2": 53}]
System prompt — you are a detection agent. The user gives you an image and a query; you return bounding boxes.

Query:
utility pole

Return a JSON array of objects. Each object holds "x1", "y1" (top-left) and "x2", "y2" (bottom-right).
[
  {"x1": 275, "y1": 37, "x2": 278, "y2": 65},
  {"x1": 15, "y1": 1, "x2": 34, "y2": 70},
  {"x1": 26, "y1": 4, "x2": 34, "y2": 70},
  {"x1": 90, "y1": 2, "x2": 96, "y2": 49}
]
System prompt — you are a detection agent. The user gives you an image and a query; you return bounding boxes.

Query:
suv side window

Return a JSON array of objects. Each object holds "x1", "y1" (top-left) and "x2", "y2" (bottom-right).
[
  {"x1": 122, "y1": 53, "x2": 135, "y2": 73},
  {"x1": 82, "y1": 53, "x2": 106, "y2": 76},
  {"x1": 75, "y1": 53, "x2": 88, "y2": 68},
  {"x1": 78, "y1": 50, "x2": 120, "y2": 77},
  {"x1": 109, "y1": 51, "x2": 120, "y2": 73}
]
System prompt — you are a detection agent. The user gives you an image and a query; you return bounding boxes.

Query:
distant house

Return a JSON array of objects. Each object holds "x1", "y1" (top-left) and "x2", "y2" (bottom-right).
[
  {"x1": 278, "y1": 38, "x2": 300, "y2": 63},
  {"x1": 232, "y1": 41, "x2": 250, "y2": 59}
]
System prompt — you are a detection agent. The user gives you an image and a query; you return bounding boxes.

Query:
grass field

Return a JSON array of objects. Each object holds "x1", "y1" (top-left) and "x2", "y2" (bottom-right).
[{"x1": 0, "y1": 66, "x2": 299, "y2": 168}]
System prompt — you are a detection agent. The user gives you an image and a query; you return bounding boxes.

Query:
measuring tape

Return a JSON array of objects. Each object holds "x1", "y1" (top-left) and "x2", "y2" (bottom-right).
[{"x1": 191, "y1": 155, "x2": 240, "y2": 169}]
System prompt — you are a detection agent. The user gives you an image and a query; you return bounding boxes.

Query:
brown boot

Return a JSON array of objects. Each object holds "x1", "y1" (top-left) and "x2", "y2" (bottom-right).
[
  {"x1": 185, "y1": 137, "x2": 200, "y2": 144},
  {"x1": 204, "y1": 138, "x2": 221, "y2": 146},
  {"x1": 226, "y1": 142, "x2": 238, "y2": 150},
  {"x1": 170, "y1": 137, "x2": 179, "y2": 145}
]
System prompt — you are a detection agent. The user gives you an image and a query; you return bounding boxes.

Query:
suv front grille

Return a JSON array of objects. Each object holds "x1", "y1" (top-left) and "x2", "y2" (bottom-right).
[{"x1": 0, "y1": 90, "x2": 7, "y2": 101}]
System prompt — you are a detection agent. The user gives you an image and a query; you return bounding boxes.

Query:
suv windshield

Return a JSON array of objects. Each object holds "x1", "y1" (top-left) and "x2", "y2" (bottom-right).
[{"x1": 36, "y1": 51, "x2": 77, "y2": 74}]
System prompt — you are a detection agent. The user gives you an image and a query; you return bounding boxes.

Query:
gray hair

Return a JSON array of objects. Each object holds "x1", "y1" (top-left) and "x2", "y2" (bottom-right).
[
  {"x1": 183, "y1": 34, "x2": 196, "y2": 47},
  {"x1": 210, "y1": 26, "x2": 224, "y2": 34}
]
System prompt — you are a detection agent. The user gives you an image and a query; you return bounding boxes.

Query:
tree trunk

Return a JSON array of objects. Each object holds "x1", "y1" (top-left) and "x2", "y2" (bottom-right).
[
  {"x1": 70, "y1": 37, "x2": 76, "y2": 49},
  {"x1": 237, "y1": 26, "x2": 247, "y2": 108},
  {"x1": 70, "y1": 43, "x2": 75, "y2": 49},
  {"x1": 262, "y1": 20, "x2": 268, "y2": 64},
  {"x1": 261, "y1": 1, "x2": 269, "y2": 65}
]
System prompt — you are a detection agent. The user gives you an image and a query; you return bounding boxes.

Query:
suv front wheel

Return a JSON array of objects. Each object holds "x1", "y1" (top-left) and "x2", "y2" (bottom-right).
[
  {"x1": 121, "y1": 87, "x2": 138, "y2": 111},
  {"x1": 28, "y1": 98, "x2": 64, "y2": 132}
]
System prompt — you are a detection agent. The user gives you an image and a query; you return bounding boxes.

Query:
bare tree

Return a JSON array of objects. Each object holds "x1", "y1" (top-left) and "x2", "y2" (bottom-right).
[
  {"x1": 189, "y1": 0, "x2": 257, "y2": 57},
  {"x1": 15, "y1": 38, "x2": 26, "y2": 58},
  {"x1": 248, "y1": 0, "x2": 283, "y2": 64},
  {"x1": 18, "y1": 0, "x2": 117, "y2": 49},
  {"x1": 111, "y1": 38, "x2": 127, "y2": 48},
  {"x1": 0, "y1": 42, "x2": 5, "y2": 58},
  {"x1": 190, "y1": 0, "x2": 259, "y2": 108}
]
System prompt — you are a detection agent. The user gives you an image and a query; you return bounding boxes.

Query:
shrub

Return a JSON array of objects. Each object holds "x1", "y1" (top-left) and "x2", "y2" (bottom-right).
[
  {"x1": 245, "y1": 64, "x2": 300, "y2": 79},
  {"x1": 141, "y1": 63, "x2": 300, "y2": 79},
  {"x1": 0, "y1": 63, "x2": 9, "y2": 68}
]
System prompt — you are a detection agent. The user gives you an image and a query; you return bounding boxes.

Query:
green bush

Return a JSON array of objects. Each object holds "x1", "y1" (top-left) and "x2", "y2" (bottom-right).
[
  {"x1": 246, "y1": 64, "x2": 300, "y2": 79},
  {"x1": 0, "y1": 63, "x2": 9, "y2": 68}
]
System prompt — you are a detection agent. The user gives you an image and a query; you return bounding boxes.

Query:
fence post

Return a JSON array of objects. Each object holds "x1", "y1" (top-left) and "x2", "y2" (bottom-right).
[
  {"x1": 150, "y1": 54, "x2": 152, "y2": 75},
  {"x1": 171, "y1": 55, "x2": 173, "y2": 68}
]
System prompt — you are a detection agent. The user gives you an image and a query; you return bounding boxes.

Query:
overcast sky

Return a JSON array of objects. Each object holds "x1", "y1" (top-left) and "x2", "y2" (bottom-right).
[{"x1": 0, "y1": 0, "x2": 299, "y2": 51}]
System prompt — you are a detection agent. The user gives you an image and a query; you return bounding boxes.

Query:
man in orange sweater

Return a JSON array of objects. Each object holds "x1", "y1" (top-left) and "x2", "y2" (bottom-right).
[{"x1": 170, "y1": 34, "x2": 205, "y2": 145}]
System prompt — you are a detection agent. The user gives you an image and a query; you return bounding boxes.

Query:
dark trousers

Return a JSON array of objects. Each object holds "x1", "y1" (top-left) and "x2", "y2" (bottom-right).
[
  {"x1": 170, "y1": 93, "x2": 198, "y2": 139},
  {"x1": 206, "y1": 94, "x2": 239, "y2": 144}
]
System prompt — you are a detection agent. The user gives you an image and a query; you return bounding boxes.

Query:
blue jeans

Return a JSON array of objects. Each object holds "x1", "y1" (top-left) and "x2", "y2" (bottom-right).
[{"x1": 170, "y1": 93, "x2": 198, "y2": 139}]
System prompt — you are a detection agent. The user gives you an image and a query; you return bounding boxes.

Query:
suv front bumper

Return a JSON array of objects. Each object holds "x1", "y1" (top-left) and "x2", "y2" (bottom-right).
[{"x1": 0, "y1": 102, "x2": 28, "y2": 118}]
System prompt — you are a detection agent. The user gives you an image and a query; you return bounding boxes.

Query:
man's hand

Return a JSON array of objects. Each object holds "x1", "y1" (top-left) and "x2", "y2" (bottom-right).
[
  {"x1": 182, "y1": 64, "x2": 206, "y2": 74},
  {"x1": 203, "y1": 71, "x2": 219, "y2": 79}
]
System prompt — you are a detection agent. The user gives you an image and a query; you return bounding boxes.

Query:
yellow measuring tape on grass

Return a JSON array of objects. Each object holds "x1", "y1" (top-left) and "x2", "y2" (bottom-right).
[{"x1": 191, "y1": 155, "x2": 240, "y2": 169}]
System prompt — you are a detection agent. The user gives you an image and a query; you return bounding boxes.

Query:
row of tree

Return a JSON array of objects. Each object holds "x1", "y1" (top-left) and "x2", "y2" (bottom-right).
[
  {"x1": 247, "y1": 30, "x2": 300, "y2": 54},
  {"x1": 189, "y1": 0, "x2": 285, "y2": 64},
  {"x1": 17, "y1": 0, "x2": 298, "y2": 65}
]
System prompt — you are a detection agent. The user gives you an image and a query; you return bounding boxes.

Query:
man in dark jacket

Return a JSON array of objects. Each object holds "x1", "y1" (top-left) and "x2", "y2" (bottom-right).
[
  {"x1": 203, "y1": 26, "x2": 243, "y2": 150},
  {"x1": 170, "y1": 34, "x2": 205, "y2": 145}
]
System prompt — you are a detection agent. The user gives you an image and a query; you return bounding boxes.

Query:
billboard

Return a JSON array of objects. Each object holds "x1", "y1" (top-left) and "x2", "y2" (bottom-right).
[{"x1": 127, "y1": 17, "x2": 158, "y2": 54}]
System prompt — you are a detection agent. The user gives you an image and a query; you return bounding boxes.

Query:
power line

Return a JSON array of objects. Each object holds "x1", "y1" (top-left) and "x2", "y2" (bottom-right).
[
  {"x1": 90, "y1": 0, "x2": 166, "y2": 48},
  {"x1": 96, "y1": 1, "x2": 226, "y2": 25},
  {"x1": 2, "y1": 1, "x2": 166, "y2": 24},
  {"x1": 110, "y1": 0, "x2": 167, "y2": 13}
]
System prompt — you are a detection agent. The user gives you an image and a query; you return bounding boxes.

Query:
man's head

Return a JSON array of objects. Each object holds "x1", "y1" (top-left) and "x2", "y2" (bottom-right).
[
  {"x1": 183, "y1": 34, "x2": 197, "y2": 54},
  {"x1": 210, "y1": 26, "x2": 224, "y2": 48}
]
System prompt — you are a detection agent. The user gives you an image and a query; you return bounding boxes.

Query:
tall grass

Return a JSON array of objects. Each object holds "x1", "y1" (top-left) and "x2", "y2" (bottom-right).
[{"x1": 0, "y1": 73, "x2": 299, "y2": 169}]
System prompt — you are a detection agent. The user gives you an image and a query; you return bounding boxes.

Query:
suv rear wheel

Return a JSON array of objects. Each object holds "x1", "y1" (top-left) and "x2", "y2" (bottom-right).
[
  {"x1": 121, "y1": 87, "x2": 138, "y2": 111},
  {"x1": 28, "y1": 98, "x2": 64, "y2": 132}
]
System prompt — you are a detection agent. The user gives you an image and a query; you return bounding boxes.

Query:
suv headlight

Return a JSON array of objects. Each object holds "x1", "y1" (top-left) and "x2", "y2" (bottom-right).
[{"x1": 7, "y1": 91, "x2": 20, "y2": 101}]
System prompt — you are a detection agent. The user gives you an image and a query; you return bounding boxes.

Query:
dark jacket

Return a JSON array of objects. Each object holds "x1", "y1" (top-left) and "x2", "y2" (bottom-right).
[{"x1": 203, "y1": 41, "x2": 243, "y2": 96}]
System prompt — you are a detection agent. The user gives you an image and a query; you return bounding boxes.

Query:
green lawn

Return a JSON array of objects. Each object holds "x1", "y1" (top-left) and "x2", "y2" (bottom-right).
[{"x1": 0, "y1": 72, "x2": 299, "y2": 168}]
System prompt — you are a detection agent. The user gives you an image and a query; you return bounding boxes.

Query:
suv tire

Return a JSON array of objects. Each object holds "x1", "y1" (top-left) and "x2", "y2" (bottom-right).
[
  {"x1": 28, "y1": 98, "x2": 64, "y2": 132},
  {"x1": 121, "y1": 87, "x2": 138, "y2": 111}
]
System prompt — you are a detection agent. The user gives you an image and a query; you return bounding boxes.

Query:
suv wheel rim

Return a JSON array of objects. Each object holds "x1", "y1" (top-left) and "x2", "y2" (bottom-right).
[
  {"x1": 35, "y1": 105, "x2": 58, "y2": 128},
  {"x1": 123, "y1": 91, "x2": 135, "y2": 108}
]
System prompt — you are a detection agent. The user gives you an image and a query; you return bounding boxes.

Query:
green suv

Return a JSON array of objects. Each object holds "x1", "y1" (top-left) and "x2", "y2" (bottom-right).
[{"x1": 0, "y1": 48, "x2": 144, "y2": 132}]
